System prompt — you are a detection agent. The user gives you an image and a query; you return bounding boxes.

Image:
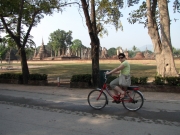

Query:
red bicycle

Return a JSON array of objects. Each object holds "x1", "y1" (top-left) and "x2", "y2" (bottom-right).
[{"x1": 87, "y1": 73, "x2": 144, "y2": 111}]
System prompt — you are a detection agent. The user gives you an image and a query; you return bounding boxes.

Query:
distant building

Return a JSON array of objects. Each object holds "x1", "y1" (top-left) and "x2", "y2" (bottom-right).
[
  {"x1": 133, "y1": 52, "x2": 145, "y2": 59},
  {"x1": 33, "y1": 39, "x2": 49, "y2": 60}
]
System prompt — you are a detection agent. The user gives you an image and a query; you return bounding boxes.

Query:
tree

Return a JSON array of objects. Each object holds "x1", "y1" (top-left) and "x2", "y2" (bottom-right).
[
  {"x1": 173, "y1": 47, "x2": 180, "y2": 57},
  {"x1": 128, "y1": 0, "x2": 179, "y2": 77},
  {"x1": 107, "y1": 47, "x2": 116, "y2": 57},
  {"x1": 132, "y1": 45, "x2": 137, "y2": 52},
  {"x1": 0, "y1": 38, "x2": 8, "y2": 63},
  {"x1": 0, "y1": 0, "x2": 75, "y2": 84},
  {"x1": 128, "y1": 50, "x2": 136, "y2": 58},
  {"x1": 25, "y1": 47, "x2": 34, "y2": 60},
  {"x1": 46, "y1": 42, "x2": 54, "y2": 57},
  {"x1": 71, "y1": 39, "x2": 83, "y2": 57},
  {"x1": 48, "y1": 29, "x2": 72, "y2": 57},
  {"x1": 80, "y1": 0, "x2": 100, "y2": 87},
  {"x1": 81, "y1": 0, "x2": 139, "y2": 86}
]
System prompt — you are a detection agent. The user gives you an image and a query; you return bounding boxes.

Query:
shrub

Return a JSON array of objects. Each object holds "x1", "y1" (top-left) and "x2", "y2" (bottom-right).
[
  {"x1": 28, "y1": 73, "x2": 47, "y2": 81},
  {"x1": 165, "y1": 77, "x2": 180, "y2": 86},
  {"x1": 0, "y1": 73, "x2": 47, "y2": 81},
  {"x1": 0, "y1": 73, "x2": 12, "y2": 79},
  {"x1": 106, "y1": 75, "x2": 117, "y2": 84},
  {"x1": 139, "y1": 77, "x2": 148, "y2": 84},
  {"x1": 153, "y1": 75, "x2": 165, "y2": 85},
  {"x1": 71, "y1": 74, "x2": 92, "y2": 83},
  {"x1": 0, "y1": 73, "x2": 22, "y2": 80},
  {"x1": 131, "y1": 76, "x2": 139, "y2": 84}
]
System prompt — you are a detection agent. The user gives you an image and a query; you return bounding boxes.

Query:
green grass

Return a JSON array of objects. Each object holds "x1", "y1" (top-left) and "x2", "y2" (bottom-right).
[{"x1": 0, "y1": 60, "x2": 179, "y2": 82}]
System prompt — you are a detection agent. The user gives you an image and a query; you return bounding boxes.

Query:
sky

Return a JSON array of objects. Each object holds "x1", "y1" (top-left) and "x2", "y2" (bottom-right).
[{"x1": 30, "y1": 2, "x2": 180, "y2": 51}]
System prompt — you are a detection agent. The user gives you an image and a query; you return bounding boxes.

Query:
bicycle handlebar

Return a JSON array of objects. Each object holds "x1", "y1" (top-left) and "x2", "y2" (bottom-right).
[{"x1": 104, "y1": 72, "x2": 107, "y2": 83}]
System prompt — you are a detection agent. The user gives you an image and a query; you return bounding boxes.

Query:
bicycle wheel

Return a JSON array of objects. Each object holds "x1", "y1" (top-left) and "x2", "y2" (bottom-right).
[
  {"x1": 122, "y1": 90, "x2": 144, "y2": 111},
  {"x1": 87, "y1": 90, "x2": 107, "y2": 110}
]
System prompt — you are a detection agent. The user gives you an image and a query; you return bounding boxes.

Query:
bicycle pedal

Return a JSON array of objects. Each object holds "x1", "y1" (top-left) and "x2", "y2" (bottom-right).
[
  {"x1": 112, "y1": 100, "x2": 121, "y2": 104},
  {"x1": 115, "y1": 101, "x2": 121, "y2": 104}
]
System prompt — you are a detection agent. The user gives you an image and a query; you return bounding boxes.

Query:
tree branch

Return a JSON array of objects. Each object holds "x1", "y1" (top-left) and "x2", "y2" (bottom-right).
[
  {"x1": 17, "y1": 0, "x2": 24, "y2": 40},
  {"x1": 23, "y1": 11, "x2": 39, "y2": 48},
  {"x1": 0, "y1": 17, "x2": 17, "y2": 41}
]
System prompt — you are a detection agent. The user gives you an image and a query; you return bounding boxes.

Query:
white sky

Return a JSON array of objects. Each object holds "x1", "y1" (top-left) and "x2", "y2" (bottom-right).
[{"x1": 30, "y1": 2, "x2": 180, "y2": 50}]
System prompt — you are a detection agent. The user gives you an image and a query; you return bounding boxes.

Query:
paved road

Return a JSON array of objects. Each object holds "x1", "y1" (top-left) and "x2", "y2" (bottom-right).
[{"x1": 0, "y1": 84, "x2": 180, "y2": 135}]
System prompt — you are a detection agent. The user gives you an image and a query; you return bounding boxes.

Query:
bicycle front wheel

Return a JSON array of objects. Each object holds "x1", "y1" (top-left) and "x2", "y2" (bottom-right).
[
  {"x1": 87, "y1": 90, "x2": 107, "y2": 110},
  {"x1": 122, "y1": 90, "x2": 144, "y2": 111}
]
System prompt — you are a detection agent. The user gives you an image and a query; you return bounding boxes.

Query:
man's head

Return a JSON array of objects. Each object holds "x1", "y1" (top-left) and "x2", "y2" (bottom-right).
[{"x1": 118, "y1": 53, "x2": 126, "y2": 59}]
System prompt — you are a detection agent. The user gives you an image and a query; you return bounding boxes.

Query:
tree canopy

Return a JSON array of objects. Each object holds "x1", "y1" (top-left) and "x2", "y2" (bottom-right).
[
  {"x1": 48, "y1": 29, "x2": 72, "y2": 57},
  {"x1": 0, "y1": 0, "x2": 73, "y2": 84}
]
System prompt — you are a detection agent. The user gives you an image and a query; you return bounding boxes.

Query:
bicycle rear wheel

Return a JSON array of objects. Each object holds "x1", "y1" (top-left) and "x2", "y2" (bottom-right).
[
  {"x1": 87, "y1": 90, "x2": 107, "y2": 110},
  {"x1": 122, "y1": 90, "x2": 144, "y2": 111}
]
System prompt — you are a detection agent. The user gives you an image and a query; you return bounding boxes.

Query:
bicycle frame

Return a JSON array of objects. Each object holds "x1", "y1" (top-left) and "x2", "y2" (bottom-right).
[
  {"x1": 96, "y1": 73, "x2": 136, "y2": 102},
  {"x1": 97, "y1": 83, "x2": 134, "y2": 102},
  {"x1": 96, "y1": 73, "x2": 114, "y2": 100},
  {"x1": 88, "y1": 73, "x2": 144, "y2": 111}
]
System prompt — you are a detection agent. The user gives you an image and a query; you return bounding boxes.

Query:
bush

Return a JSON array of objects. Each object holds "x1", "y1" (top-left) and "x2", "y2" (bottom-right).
[
  {"x1": 0, "y1": 73, "x2": 47, "y2": 81},
  {"x1": 131, "y1": 76, "x2": 139, "y2": 84},
  {"x1": 28, "y1": 74, "x2": 47, "y2": 81},
  {"x1": 153, "y1": 76, "x2": 180, "y2": 86},
  {"x1": 106, "y1": 75, "x2": 117, "y2": 84},
  {"x1": 139, "y1": 77, "x2": 148, "y2": 84},
  {"x1": 165, "y1": 77, "x2": 180, "y2": 86},
  {"x1": 0, "y1": 73, "x2": 22, "y2": 80},
  {"x1": 0, "y1": 73, "x2": 12, "y2": 79},
  {"x1": 71, "y1": 74, "x2": 92, "y2": 83},
  {"x1": 153, "y1": 75, "x2": 165, "y2": 85}
]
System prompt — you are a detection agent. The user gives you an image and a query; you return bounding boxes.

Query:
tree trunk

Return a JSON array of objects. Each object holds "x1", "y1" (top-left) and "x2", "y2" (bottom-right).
[
  {"x1": 157, "y1": 0, "x2": 178, "y2": 76},
  {"x1": 19, "y1": 47, "x2": 29, "y2": 84},
  {"x1": 146, "y1": 0, "x2": 178, "y2": 77},
  {"x1": 81, "y1": 0, "x2": 100, "y2": 87}
]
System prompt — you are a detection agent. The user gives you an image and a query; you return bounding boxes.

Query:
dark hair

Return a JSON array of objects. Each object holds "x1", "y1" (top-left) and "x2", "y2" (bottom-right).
[{"x1": 118, "y1": 53, "x2": 126, "y2": 58}]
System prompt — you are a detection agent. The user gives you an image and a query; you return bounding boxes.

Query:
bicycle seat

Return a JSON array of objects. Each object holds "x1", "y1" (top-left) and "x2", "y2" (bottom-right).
[{"x1": 127, "y1": 86, "x2": 139, "y2": 90}]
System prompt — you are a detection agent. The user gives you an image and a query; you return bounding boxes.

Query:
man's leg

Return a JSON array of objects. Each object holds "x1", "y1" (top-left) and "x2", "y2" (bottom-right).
[
  {"x1": 110, "y1": 77, "x2": 125, "y2": 96},
  {"x1": 114, "y1": 86, "x2": 125, "y2": 96}
]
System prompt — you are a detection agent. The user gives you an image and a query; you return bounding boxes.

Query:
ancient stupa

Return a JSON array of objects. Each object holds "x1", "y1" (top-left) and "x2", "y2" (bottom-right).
[
  {"x1": 124, "y1": 49, "x2": 129, "y2": 59},
  {"x1": 133, "y1": 52, "x2": 145, "y2": 59},
  {"x1": 33, "y1": 39, "x2": 48, "y2": 60}
]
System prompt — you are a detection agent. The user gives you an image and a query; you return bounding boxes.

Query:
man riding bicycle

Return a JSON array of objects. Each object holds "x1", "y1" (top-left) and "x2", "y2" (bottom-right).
[{"x1": 106, "y1": 53, "x2": 131, "y2": 102}]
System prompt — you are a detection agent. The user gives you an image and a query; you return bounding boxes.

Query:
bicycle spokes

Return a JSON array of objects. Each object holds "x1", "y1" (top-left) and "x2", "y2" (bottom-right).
[
  {"x1": 122, "y1": 91, "x2": 144, "y2": 111},
  {"x1": 88, "y1": 90, "x2": 107, "y2": 110}
]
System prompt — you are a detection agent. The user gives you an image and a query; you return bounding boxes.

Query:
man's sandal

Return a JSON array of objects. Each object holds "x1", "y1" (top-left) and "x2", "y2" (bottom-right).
[
  {"x1": 120, "y1": 93, "x2": 129, "y2": 99},
  {"x1": 112, "y1": 96, "x2": 121, "y2": 103}
]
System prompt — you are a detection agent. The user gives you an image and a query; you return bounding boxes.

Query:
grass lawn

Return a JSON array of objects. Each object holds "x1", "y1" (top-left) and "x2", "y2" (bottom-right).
[{"x1": 0, "y1": 59, "x2": 179, "y2": 82}]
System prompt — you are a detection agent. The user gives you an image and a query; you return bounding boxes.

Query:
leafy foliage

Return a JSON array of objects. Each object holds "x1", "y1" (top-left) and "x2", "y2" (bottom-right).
[
  {"x1": 172, "y1": 47, "x2": 180, "y2": 57},
  {"x1": 173, "y1": 0, "x2": 180, "y2": 13},
  {"x1": 48, "y1": 29, "x2": 72, "y2": 56},
  {"x1": 0, "y1": 0, "x2": 71, "y2": 83},
  {"x1": 107, "y1": 47, "x2": 116, "y2": 57},
  {"x1": 96, "y1": 0, "x2": 124, "y2": 36},
  {"x1": 0, "y1": 73, "x2": 22, "y2": 80},
  {"x1": 139, "y1": 76, "x2": 148, "y2": 84},
  {"x1": 0, "y1": 73, "x2": 47, "y2": 81},
  {"x1": 71, "y1": 39, "x2": 84, "y2": 55},
  {"x1": 0, "y1": 41, "x2": 8, "y2": 59},
  {"x1": 70, "y1": 74, "x2": 92, "y2": 83},
  {"x1": 28, "y1": 74, "x2": 47, "y2": 81},
  {"x1": 131, "y1": 76, "x2": 139, "y2": 84},
  {"x1": 153, "y1": 75, "x2": 165, "y2": 85},
  {"x1": 165, "y1": 76, "x2": 180, "y2": 86},
  {"x1": 106, "y1": 75, "x2": 117, "y2": 84}
]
